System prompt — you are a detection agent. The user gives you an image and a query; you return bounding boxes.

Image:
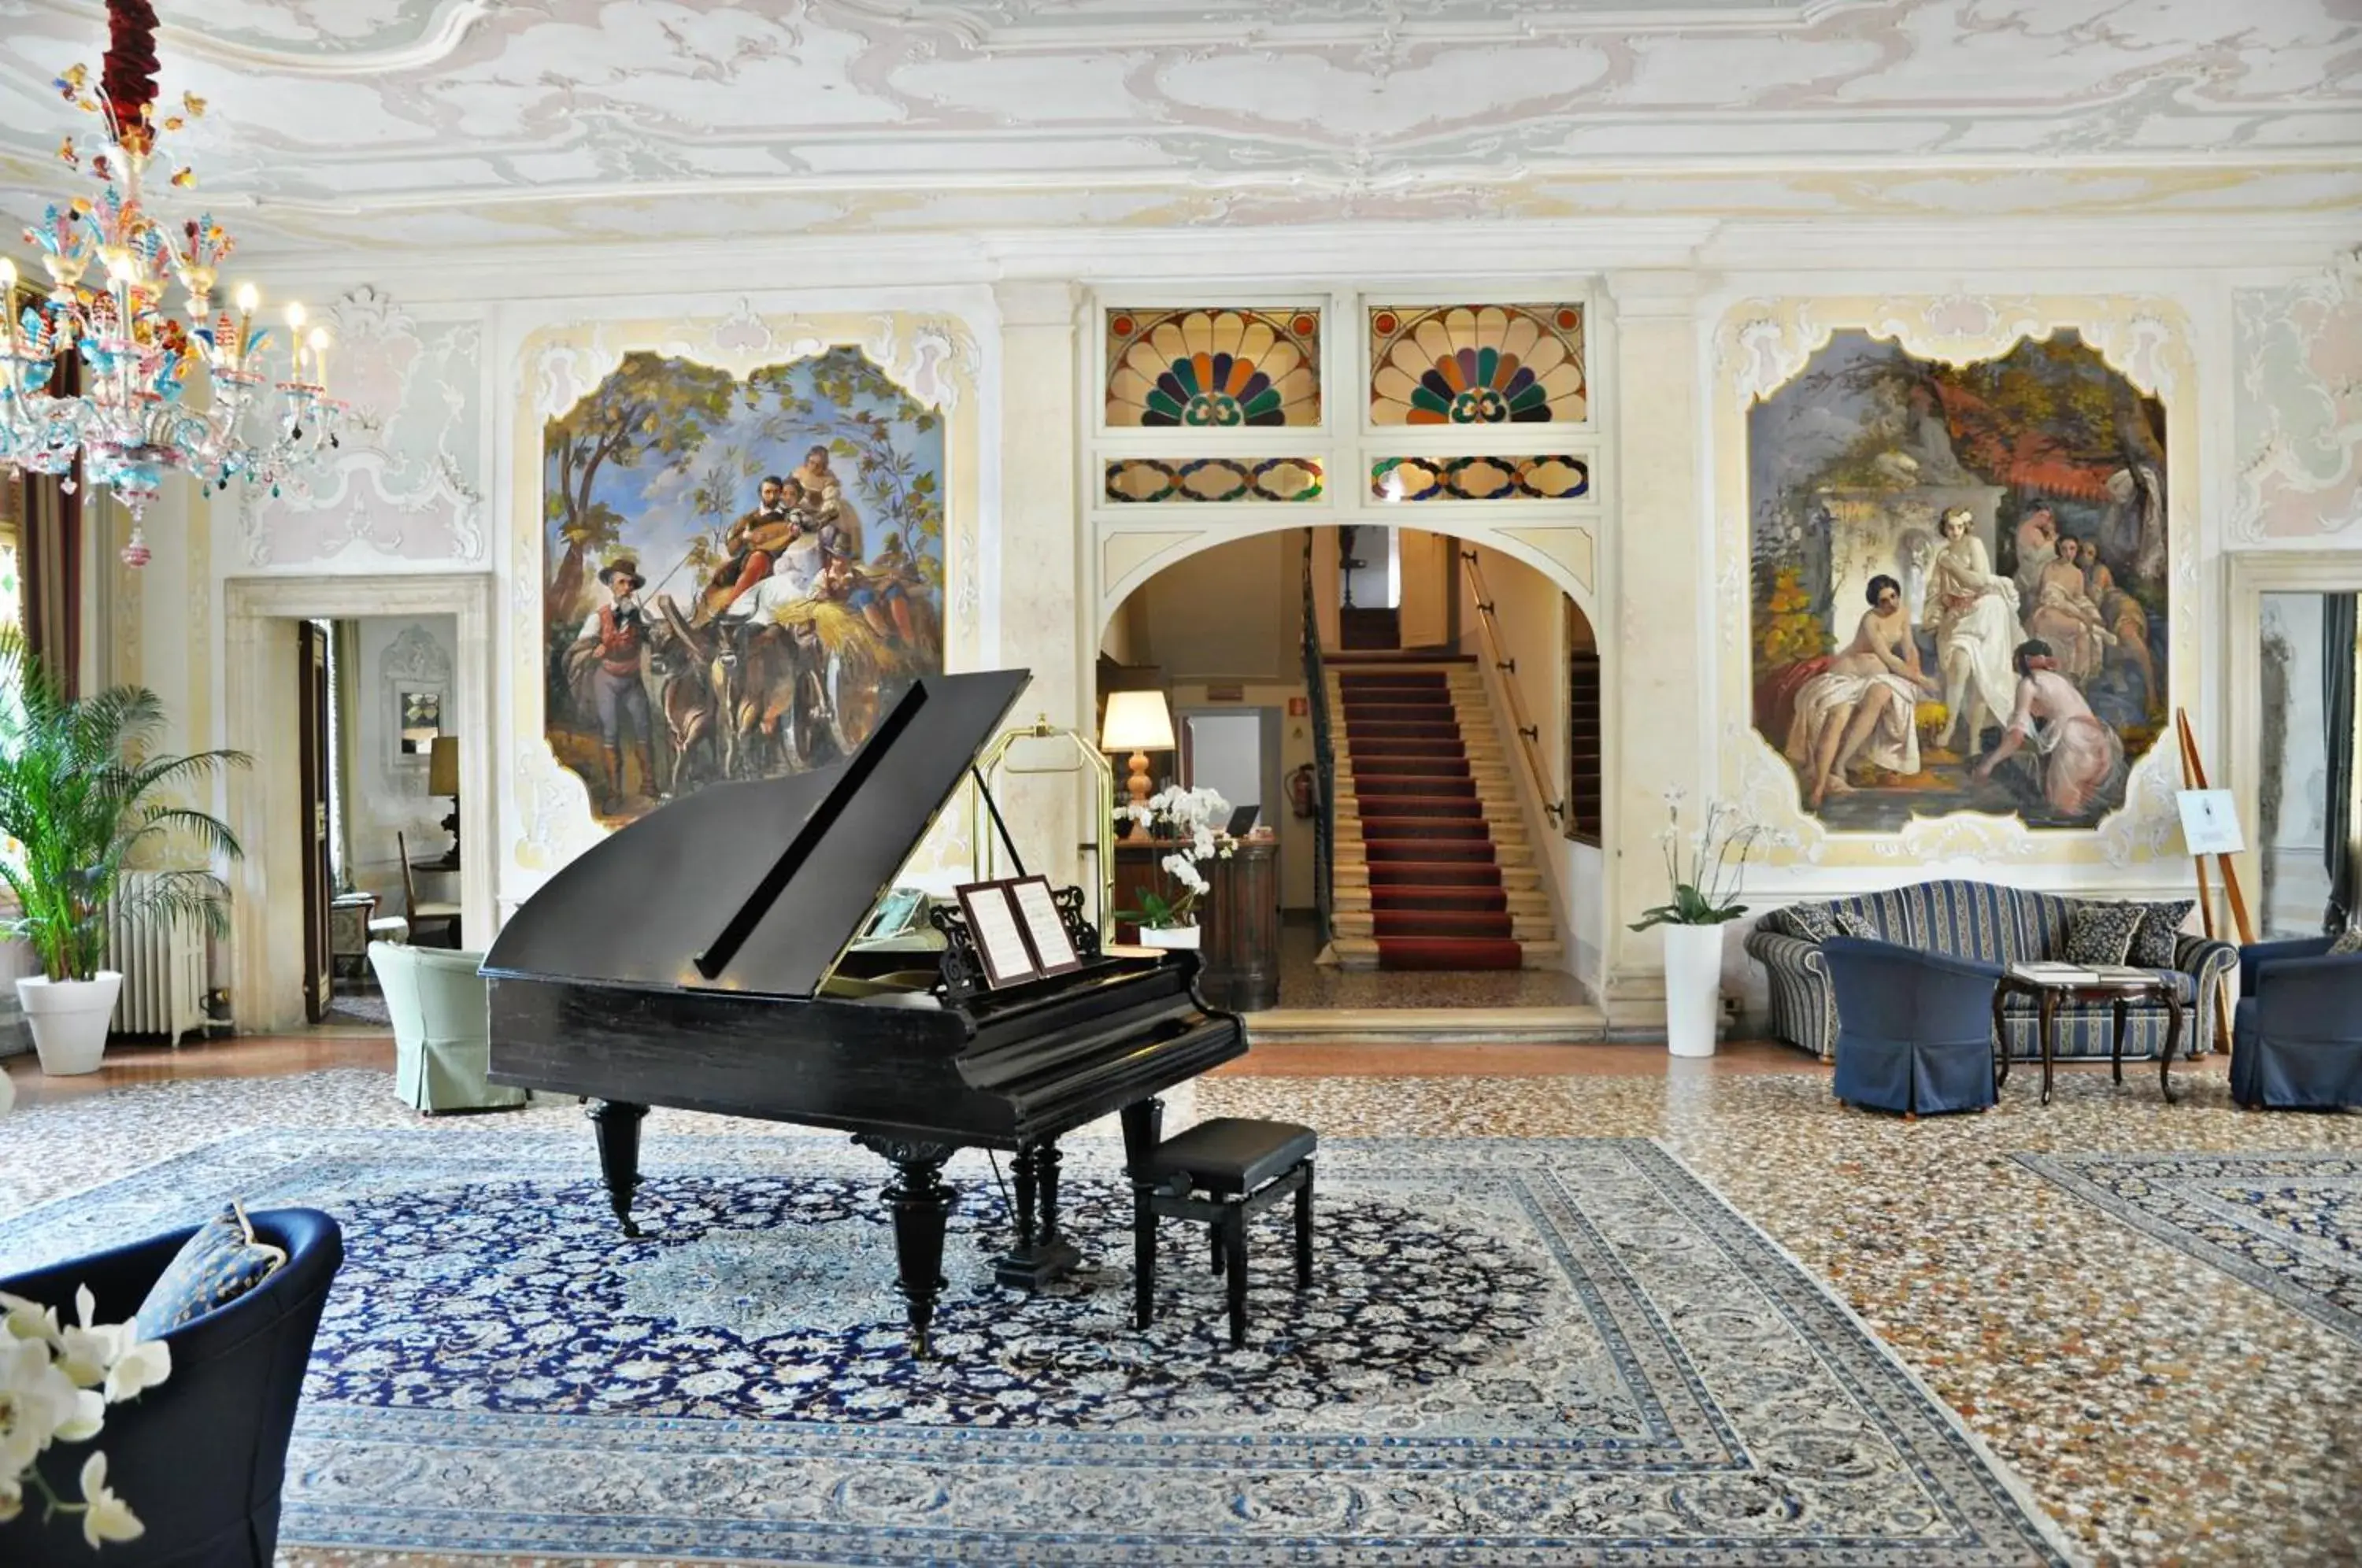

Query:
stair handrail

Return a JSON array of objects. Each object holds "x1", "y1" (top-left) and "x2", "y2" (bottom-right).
[
  {"x1": 1458, "y1": 549, "x2": 1567, "y2": 830},
  {"x1": 1302, "y1": 534, "x2": 1335, "y2": 945}
]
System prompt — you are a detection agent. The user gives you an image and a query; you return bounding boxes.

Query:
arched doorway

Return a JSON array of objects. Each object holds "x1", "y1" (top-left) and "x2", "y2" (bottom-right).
[{"x1": 1096, "y1": 523, "x2": 1606, "y2": 1023}]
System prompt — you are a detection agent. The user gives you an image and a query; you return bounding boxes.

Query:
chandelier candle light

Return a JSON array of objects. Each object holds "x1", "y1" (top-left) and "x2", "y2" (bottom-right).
[{"x1": 0, "y1": 0, "x2": 342, "y2": 568}]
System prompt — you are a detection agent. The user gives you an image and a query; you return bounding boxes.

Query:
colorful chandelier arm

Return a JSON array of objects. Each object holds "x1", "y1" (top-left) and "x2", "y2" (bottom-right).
[{"x1": 0, "y1": 4, "x2": 341, "y2": 562}]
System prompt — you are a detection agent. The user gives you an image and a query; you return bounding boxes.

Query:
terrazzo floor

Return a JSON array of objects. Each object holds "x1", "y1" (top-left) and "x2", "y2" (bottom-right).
[{"x1": 3, "y1": 1041, "x2": 2358, "y2": 1567}]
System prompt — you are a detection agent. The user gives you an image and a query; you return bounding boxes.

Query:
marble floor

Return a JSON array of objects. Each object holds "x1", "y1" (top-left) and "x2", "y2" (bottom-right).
[{"x1": 4, "y1": 1037, "x2": 2360, "y2": 1566}]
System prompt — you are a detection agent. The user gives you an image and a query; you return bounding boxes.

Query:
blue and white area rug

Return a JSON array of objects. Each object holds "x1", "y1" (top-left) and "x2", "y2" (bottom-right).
[
  {"x1": 0, "y1": 1130, "x2": 2074, "y2": 1566},
  {"x1": 2017, "y1": 1149, "x2": 2362, "y2": 1346}
]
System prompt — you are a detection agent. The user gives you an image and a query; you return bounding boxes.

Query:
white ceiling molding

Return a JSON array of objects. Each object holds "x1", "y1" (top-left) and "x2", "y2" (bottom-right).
[{"x1": 0, "y1": 0, "x2": 2352, "y2": 259}]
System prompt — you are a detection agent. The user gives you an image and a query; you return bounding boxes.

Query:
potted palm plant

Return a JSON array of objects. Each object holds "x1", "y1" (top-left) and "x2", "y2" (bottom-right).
[{"x1": 0, "y1": 631, "x2": 246, "y2": 1075}]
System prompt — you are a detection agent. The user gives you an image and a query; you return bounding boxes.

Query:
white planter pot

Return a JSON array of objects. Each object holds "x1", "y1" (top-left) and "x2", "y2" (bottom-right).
[
  {"x1": 1136, "y1": 925, "x2": 1202, "y2": 951},
  {"x1": 1660, "y1": 926, "x2": 1725, "y2": 1059},
  {"x1": 17, "y1": 972, "x2": 122, "y2": 1077}
]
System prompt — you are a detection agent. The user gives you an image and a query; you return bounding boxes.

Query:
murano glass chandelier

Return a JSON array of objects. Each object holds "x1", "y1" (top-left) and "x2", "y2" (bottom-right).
[{"x1": 0, "y1": 0, "x2": 342, "y2": 568}]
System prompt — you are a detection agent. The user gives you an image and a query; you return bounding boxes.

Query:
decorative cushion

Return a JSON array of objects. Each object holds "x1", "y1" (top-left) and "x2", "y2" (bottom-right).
[
  {"x1": 1783, "y1": 903, "x2": 1842, "y2": 943},
  {"x1": 2331, "y1": 927, "x2": 2362, "y2": 957},
  {"x1": 131, "y1": 1201, "x2": 287, "y2": 1340},
  {"x1": 2064, "y1": 902, "x2": 2145, "y2": 967},
  {"x1": 1831, "y1": 910, "x2": 1880, "y2": 941},
  {"x1": 2127, "y1": 900, "x2": 2194, "y2": 967}
]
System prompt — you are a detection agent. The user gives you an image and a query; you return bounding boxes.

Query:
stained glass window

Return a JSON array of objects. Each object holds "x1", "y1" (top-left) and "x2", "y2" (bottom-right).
[
  {"x1": 1371, "y1": 455, "x2": 1590, "y2": 503},
  {"x1": 1104, "y1": 457, "x2": 1324, "y2": 504},
  {"x1": 1368, "y1": 304, "x2": 1586, "y2": 426},
  {"x1": 1105, "y1": 309, "x2": 1321, "y2": 427}
]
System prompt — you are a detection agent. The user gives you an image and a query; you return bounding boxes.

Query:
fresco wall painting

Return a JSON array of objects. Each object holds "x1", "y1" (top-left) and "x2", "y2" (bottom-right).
[
  {"x1": 1749, "y1": 329, "x2": 2169, "y2": 832},
  {"x1": 542, "y1": 346, "x2": 946, "y2": 823}
]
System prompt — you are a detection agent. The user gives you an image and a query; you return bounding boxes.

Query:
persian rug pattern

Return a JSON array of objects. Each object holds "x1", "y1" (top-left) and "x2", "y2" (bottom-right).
[
  {"x1": 0, "y1": 1131, "x2": 2072, "y2": 1566},
  {"x1": 2016, "y1": 1149, "x2": 2362, "y2": 1344}
]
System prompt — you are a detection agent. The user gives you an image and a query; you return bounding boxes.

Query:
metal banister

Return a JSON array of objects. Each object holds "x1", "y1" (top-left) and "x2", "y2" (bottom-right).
[{"x1": 1458, "y1": 549, "x2": 1566, "y2": 828}]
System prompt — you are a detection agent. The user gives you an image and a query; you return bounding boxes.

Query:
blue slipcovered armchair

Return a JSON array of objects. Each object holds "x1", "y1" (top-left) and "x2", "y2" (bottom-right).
[
  {"x1": 2232, "y1": 937, "x2": 2362, "y2": 1111},
  {"x1": 1823, "y1": 936, "x2": 2003, "y2": 1118},
  {"x1": 0, "y1": 1208, "x2": 343, "y2": 1566}
]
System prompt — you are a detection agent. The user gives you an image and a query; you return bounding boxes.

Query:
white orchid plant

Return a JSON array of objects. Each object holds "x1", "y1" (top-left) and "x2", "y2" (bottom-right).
[
  {"x1": 1116, "y1": 784, "x2": 1234, "y2": 929},
  {"x1": 0, "y1": 1285, "x2": 171, "y2": 1548},
  {"x1": 1629, "y1": 789, "x2": 1768, "y2": 930}
]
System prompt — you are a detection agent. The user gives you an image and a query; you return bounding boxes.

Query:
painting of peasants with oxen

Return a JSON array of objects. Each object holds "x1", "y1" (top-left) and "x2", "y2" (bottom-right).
[
  {"x1": 1749, "y1": 328, "x2": 2169, "y2": 831},
  {"x1": 543, "y1": 347, "x2": 946, "y2": 822}
]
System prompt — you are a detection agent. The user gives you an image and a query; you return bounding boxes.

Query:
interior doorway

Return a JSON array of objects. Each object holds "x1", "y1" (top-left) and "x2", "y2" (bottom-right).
[
  {"x1": 224, "y1": 575, "x2": 493, "y2": 1035},
  {"x1": 1098, "y1": 525, "x2": 1604, "y2": 1028}
]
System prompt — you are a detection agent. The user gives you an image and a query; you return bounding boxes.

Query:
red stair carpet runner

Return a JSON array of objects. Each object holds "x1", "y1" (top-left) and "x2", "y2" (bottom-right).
[{"x1": 1338, "y1": 669, "x2": 1523, "y2": 971}]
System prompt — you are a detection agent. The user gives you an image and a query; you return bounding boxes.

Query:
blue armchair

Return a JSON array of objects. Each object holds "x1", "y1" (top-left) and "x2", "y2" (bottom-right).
[
  {"x1": 1823, "y1": 936, "x2": 2003, "y2": 1118},
  {"x1": 2232, "y1": 937, "x2": 2362, "y2": 1111},
  {"x1": 0, "y1": 1208, "x2": 343, "y2": 1566}
]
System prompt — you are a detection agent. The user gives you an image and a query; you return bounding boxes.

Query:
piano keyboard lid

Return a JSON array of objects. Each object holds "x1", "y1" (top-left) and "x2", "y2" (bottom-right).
[{"x1": 482, "y1": 668, "x2": 1033, "y2": 997}]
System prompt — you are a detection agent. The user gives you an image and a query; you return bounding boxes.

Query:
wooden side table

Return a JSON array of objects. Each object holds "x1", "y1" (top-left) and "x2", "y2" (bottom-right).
[
  {"x1": 1992, "y1": 966, "x2": 2186, "y2": 1106},
  {"x1": 1201, "y1": 834, "x2": 1279, "y2": 1013}
]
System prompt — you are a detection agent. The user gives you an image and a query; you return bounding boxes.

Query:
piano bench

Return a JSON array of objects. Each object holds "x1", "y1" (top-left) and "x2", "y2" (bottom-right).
[{"x1": 1131, "y1": 1117, "x2": 1316, "y2": 1349}]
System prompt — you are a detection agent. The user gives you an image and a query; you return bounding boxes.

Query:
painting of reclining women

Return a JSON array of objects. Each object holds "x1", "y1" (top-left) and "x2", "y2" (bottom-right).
[
  {"x1": 1749, "y1": 329, "x2": 2168, "y2": 830},
  {"x1": 542, "y1": 346, "x2": 946, "y2": 823}
]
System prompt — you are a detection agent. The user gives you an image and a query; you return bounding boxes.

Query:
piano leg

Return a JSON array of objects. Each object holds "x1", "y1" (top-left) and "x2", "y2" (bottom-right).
[
  {"x1": 586, "y1": 1099, "x2": 649, "y2": 1238},
  {"x1": 856, "y1": 1137, "x2": 958, "y2": 1357},
  {"x1": 993, "y1": 1138, "x2": 1082, "y2": 1290}
]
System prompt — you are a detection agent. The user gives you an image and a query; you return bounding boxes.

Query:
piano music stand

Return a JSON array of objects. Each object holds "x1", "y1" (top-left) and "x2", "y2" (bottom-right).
[{"x1": 969, "y1": 716, "x2": 1118, "y2": 947}]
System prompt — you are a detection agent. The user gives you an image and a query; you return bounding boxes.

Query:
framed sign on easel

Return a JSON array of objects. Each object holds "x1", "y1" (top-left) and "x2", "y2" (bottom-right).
[{"x1": 2175, "y1": 708, "x2": 2253, "y2": 1052}]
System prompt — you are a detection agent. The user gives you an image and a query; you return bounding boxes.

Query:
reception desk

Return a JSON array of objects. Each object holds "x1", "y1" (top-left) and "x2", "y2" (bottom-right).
[{"x1": 1113, "y1": 832, "x2": 1280, "y2": 1012}]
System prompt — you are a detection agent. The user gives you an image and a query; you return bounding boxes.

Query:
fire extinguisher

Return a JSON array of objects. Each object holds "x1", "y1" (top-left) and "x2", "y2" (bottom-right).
[{"x1": 1287, "y1": 762, "x2": 1320, "y2": 819}]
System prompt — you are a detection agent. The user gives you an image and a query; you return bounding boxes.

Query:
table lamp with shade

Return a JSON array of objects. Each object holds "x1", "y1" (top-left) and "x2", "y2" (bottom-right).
[
  {"x1": 427, "y1": 734, "x2": 461, "y2": 869},
  {"x1": 1099, "y1": 690, "x2": 1174, "y2": 838}
]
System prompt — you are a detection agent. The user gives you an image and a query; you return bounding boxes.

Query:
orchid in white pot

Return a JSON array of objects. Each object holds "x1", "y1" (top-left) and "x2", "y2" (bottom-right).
[
  {"x1": 1116, "y1": 785, "x2": 1234, "y2": 941},
  {"x1": 0, "y1": 1283, "x2": 170, "y2": 1547}
]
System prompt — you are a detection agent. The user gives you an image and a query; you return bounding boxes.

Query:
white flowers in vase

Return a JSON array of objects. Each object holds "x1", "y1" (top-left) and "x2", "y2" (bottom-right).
[
  {"x1": 1118, "y1": 784, "x2": 1233, "y2": 929},
  {"x1": 1, "y1": 1284, "x2": 171, "y2": 1547}
]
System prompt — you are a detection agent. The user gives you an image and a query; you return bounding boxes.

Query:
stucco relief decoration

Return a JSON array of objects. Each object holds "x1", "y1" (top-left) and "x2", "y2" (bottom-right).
[
  {"x1": 1716, "y1": 295, "x2": 2196, "y2": 871},
  {"x1": 542, "y1": 347, "x2": 947, "y2": 824},
  {"x1": 1104, "y1": 309, "x2": 1321, "y2": 427},
  {"x1": 2234, "y1": 249, "x2": 2362, "y2": 542},
  {"x1": 1368, "y1": 305, "x2": 1586, "y2": 426},
  {"x1": 242, "y1": 287, "x2": 483, "y2": 567}
]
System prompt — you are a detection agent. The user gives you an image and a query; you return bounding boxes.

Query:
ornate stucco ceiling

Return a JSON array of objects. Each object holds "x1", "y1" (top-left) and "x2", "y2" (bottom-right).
[{"x1": 0, "y1": 0, "x2": 2355, "y2": 258}]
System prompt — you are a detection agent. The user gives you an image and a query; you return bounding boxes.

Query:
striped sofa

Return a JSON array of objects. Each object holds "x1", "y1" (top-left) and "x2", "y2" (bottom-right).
[{"x1": 1745, "y1": 878, "x2": 2237, "y2": 1062}]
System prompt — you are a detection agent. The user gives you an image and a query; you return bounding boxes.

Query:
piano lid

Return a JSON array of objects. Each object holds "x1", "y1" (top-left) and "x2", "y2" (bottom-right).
[{"x1": 483, "y1": 668, "x2": 1032, "y2": 996}]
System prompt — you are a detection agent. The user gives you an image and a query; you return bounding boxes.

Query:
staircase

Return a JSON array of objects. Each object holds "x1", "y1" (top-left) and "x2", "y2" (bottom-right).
[{"x1": 1326, "y1": 657, "x2": 1563, "y2": 971}]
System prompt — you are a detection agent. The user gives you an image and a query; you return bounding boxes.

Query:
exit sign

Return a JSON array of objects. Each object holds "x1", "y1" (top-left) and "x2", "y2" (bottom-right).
[{"x1": 1206, "y1": 683, "x2": 1245, "y2": 702}]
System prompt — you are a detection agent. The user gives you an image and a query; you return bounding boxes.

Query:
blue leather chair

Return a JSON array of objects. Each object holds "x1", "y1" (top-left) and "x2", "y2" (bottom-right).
[
  {"x1": 0, "y1": 1208, "x2": 343, "y2": 1566},
  {"x1": 2233, "y1": 937, "x2": 2362, "y2": 1110},
  {"x1": 1823, "y1": 936, "x2": 2003, "y2": 1118}
]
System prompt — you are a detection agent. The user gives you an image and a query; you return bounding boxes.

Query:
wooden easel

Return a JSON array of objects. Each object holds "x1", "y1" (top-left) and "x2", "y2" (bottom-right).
[{"x1": 2175, "y1": 708, "x2": 2252, "y2": 1052}]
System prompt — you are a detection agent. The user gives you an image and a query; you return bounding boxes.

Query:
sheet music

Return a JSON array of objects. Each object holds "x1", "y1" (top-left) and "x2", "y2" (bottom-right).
[
  {"x1": 1012, "y1": 878, "x2": 1079, "y2": 972},
  {"x1": 957, "y1": 882, "x2": 1038, "y2": 988}
]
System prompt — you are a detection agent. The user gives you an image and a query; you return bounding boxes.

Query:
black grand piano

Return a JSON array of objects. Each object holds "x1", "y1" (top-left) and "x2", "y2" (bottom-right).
[{"x1": 481, "y1": 668, "x2": 1248, "y2": 1354}]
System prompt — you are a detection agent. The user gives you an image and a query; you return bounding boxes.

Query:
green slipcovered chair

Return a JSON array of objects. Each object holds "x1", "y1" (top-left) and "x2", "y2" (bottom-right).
[{"x1": 367, "y1": 941, "x2": 527, "y2": 1114}]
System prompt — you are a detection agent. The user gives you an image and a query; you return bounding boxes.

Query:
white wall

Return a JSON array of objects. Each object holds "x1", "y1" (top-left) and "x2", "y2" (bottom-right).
[
  {"x1": 77, "y1": 224, "x2": 2362, "y2": 1025},
  {"x1": 1123, "y1": 531, "x2": 1298, "y2": 680},
  {"x1": 346, "y1": 616, "x2": 461, "y2": 916}
]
